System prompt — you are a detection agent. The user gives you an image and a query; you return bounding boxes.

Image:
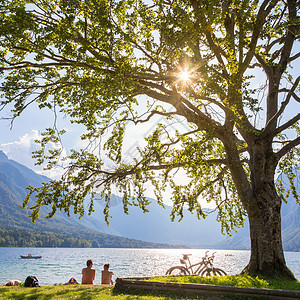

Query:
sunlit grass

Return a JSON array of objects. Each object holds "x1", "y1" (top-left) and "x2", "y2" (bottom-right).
[
  {"x1": 0, "y1": 285, "x2": 205, "y2": 300},
  {"x1": 1, "y1": 275, "x2": 299, "y2": 299},
  {"x1": 148, "y1": 274, "x2": 300, "y2": 291}
]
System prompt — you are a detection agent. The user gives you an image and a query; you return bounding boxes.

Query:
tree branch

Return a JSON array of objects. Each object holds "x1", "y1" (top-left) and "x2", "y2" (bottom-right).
[
  {"x1": 262, "y1": 76, "x2": 300, "y2": 137},
  {"x1": 242, "y1": 0, "x2": 280, "y2": 73},
  {"x1": 141, "y1": 87, "x2": 223, "y2": 135},
  {"x1": 272, "y1": 113, "x2": 300, "y2": 136},
  {"x1": 189, "y1": 0, "x2": 229, "y2": 79},
  {"x1": 274, "y1": 0, "x2": 299, "y2": 74},
  {"x1": 278, "y1": 88, "x2": 300, "y2": 102},
  {"x1": 129, "y1": 110, "x2": 178, "y2": 125},
  {"x1": 289, "y1": 52, "x2": 300, "y2": 62},
  {"x1": 276, "y1": 136, "x2": 300, "y2": 159},
  {"x1": 266, "y1": 36, "x2": 286, "y2": 52},
  {"x1": 255, "y1": 53, "x2": 272, "y2": 76}
]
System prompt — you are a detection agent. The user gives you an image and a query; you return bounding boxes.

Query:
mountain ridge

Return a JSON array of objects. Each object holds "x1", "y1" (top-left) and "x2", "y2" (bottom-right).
[
  {"x1": 215, "y1": 187, "x2": 300, "y2": 251},
  {"x1": 0, "y1": 149, "x2": 299, "y2": 251},
  {"x1": 0, "y1": 150, "x2": 180, "y2": 248}
]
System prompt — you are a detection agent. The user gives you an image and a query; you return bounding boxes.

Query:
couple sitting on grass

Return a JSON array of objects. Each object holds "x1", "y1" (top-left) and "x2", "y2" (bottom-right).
[{"x1": 82, "y1": 259, "x2": 114, "y2": 285}]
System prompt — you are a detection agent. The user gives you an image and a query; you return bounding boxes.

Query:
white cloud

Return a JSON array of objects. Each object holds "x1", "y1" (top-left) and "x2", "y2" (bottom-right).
[
  {"x1": 1, "y1": 130, "x2": 40, "y2": 165},
  {"x1": 0, "y1": 130, "x2": 66, "y2": 179},
  {"x1": 0, "y1": 129, "x2": 212, "y2": 208}
]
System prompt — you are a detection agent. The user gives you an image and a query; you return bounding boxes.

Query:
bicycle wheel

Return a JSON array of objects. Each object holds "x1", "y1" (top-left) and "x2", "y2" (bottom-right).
[
  {"x1": 212, "y1": 268, "x2": 227, "y2": 276},
  {"x1": 200, "y1": 267, "x2": 213, "y2": 277},
  {"x1": 200, "y1": 267, "x2": 227, "y2": 277},
  {"x1": 165, "y1": 266, "x2": 189, "y2": 276}
]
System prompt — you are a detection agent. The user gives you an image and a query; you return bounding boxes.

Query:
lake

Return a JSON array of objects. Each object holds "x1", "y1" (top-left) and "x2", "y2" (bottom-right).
[{"x1": 0, "y1": 248, "x2": 299, "y2": 286}]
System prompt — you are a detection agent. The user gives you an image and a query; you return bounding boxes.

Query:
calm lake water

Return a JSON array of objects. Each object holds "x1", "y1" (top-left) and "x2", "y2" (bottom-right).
[{"x1": 0, "y1": 248, "x2": 299, "y2": 286}]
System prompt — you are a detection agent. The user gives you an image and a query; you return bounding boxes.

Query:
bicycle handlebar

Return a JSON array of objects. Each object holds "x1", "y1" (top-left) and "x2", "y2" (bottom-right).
[{"x1": 181, "y1": 251, "x2": 216, "y2": 265}]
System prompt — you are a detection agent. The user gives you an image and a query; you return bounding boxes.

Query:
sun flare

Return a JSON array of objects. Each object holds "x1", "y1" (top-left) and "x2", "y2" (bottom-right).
[{"x1": 178, "y1": 70, "x2": 191, "y2": 82}]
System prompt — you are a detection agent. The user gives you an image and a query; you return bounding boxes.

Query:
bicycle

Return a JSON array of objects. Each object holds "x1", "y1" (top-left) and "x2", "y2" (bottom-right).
[{"x1": 165, "y1": 251, "x2": 227, "y2": 277}]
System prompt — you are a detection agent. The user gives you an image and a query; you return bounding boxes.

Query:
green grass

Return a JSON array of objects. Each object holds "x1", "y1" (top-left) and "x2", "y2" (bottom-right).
[
  {"x1": 0, "y1": 285, "x2": 208, "y2": 300},
  {"x1": 147, "y1": 274, "x2": 300, "y2": 291},
  {"x1": 1, "y1": 275, "x2": 299, "y2": 299}
]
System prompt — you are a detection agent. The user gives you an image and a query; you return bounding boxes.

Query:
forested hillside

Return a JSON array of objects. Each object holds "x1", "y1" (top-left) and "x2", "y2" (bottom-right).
[
  {"x1": 1, "y1": 149, "x2": 299, "y2": 250},
  {"x1": 0, "y1": 227, "x2": 93, "y2": 247},
  {"x1": 0, "y1": 227, "x2": 177, "y2": 248},
  {"x1": 0, "y1": 150, "x2": 178, "y2": 248}
]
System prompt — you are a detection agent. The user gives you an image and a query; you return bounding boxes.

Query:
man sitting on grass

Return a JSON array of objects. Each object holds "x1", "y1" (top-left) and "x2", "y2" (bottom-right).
[{"x1": 81, "y1": 259, "x2": 95, "y2": 284}]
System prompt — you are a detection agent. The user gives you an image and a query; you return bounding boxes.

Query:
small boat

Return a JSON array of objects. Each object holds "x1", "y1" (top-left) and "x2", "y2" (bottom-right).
[{"x1": 20, "y1": 255, "x2": 42, "y2": 259}]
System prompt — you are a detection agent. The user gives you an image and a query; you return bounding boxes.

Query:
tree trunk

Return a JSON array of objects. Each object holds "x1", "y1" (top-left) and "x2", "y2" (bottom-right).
[
  {"x1": 242, "y1": 181, "x2": 296, "y2": 280},
  {"x1": 223, "y1": 129, "x2": 296, "y2": 280}
]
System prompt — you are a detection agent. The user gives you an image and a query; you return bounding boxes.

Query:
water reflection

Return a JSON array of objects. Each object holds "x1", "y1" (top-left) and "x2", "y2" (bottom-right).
[{"x1": 0, "y1": 248, "x2": 298, "y2": 286}]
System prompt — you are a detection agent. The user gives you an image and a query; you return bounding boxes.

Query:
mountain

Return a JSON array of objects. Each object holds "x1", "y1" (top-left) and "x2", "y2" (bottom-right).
[
  {"x1": 216, "y1": 189, "x2": 300, "y2": 251},
  {"x1": 87, "y1": 195, "x2": 224, "y2": 247},
  {"x1": 281, "y1": 198, "x2": 300, "y2": 251},
  {"x1": 76, "y1": 190, "x2": 300, "y2": 251},
  {"x1": 0, "y1": 150, "x2": 224, "y2": 248},
  {"x1": 0, "y1": 150, "x2": 178, "y2": 248},
  {"x1": 1, "y1": 149, "x2": 299, "y2": 250}
]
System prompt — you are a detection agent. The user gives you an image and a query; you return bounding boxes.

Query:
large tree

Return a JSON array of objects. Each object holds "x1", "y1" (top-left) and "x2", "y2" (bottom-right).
[{"x1": 0, "y1": 0, "x2": 299, "y2": 279}]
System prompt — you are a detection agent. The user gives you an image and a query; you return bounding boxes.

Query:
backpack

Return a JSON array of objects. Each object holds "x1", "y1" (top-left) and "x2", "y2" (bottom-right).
[
  {"x1": 24, "y1": 276, "x2": 40, "y2": 287},
  {"x1": 67, "y1": 277, "x2": 78, "y2": 284}
]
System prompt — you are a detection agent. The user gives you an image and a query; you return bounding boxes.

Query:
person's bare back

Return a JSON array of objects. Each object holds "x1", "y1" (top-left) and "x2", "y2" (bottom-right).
[
  {"x1": 101, "y1": 263, "x2": 114, "y2": 285},
  {"x1": 81, "y1": 259, "x2": 95, "y2": 284},
  {"x1": 4, "y1": 280, "x2": 21, "y2": 286}
]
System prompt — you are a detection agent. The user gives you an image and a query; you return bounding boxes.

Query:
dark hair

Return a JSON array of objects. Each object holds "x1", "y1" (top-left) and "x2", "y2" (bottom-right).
[
  {"x1": 24, "y1": 276, "x2": 40, "y2": 287},
  {"x1": 104, "y1": 263, "x2": 110, "y2": 269},
  {"x1": 87, "y1": 259, "x2": 93, "y2": 267}
]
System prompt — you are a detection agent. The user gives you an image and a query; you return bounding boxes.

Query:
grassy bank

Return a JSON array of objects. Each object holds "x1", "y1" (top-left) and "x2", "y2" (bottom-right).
[
  {"x1": 0, "y1": 285, "x2": 207, "y2": 300},
  {"x1": 1, "y1": 275, "x2": 299, "y2": 299},
  {"x1": 148, "y1": 274, "x2": 300, "y2": 291}
]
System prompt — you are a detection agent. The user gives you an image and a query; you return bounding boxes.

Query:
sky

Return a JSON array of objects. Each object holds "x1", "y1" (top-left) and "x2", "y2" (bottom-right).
[
  {"x1": 1, "y1": 84, "x2": 299, "y2": 209},
  {"x1": 0, "y1": 102, "x2": 77, "y2": 178},
  {"x1": 0, "y1": 94, "x2": 188, "y2": 200},
  {"x1": 1, "y1": 74, "x2": 298, "y2": 181},
  {"x1": 0, "y1": 3, "x2": 299, "y2": 201}
]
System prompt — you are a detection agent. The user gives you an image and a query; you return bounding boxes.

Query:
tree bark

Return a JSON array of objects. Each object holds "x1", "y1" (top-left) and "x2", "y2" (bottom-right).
[
  {"x1": 224, "y1": 134, "x2": 297, "y2": 280},
  {"x1": 242, "y1": 184, "x2": 296, "y2": 280},
  {"x1": 240, "y1": 140, "x2": 296, "y2": 280}
]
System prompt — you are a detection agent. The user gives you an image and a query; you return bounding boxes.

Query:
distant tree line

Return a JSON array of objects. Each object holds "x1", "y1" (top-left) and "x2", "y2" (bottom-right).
[
  {"x1": 0, "y1": 227, "x2": 178, "y2": 248},
  {"x1": 0, "y1": 227, "x2": 94, "y2": 248}
]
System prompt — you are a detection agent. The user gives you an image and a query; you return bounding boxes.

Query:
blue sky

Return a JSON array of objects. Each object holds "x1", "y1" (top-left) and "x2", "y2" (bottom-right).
[
  {"x1": 0, "y1": 76, "x2": 299, "y2": 208},
  {"x1": 0, "y1": 98, "x2": 182, "y2": 181},
  {"x1": 0, "y1": 37, "x2": 299, "y2": 194},
  {"x1": 0, "y1": 102, "x2": 76, "y2": 177},
  {"x1": 1, "y1": 79, "x2": 299, "y2": 178}
]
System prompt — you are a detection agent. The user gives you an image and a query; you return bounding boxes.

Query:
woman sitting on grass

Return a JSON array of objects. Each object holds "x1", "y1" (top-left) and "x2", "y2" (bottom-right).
[{"x1": 101, "y1": 263, "x2": 114, "y2": 285}]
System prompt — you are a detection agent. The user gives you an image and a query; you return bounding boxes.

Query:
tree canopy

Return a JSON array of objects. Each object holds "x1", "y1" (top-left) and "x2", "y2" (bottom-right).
[{"x1": 0, "y1": 0, "x2": 299, "y2": 278}]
